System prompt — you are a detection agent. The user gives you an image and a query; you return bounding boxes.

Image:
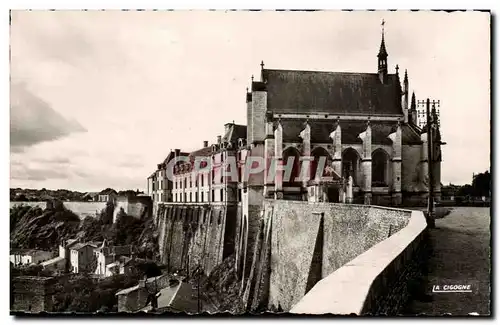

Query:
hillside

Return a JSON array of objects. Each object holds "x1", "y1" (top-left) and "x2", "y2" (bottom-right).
[{"x1": 10, "y1": 201, "x2": 81, "y2": 250}]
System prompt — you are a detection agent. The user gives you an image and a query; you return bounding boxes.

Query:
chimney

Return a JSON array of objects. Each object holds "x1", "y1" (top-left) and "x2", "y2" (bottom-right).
[
  {"x1": 217, "y1": 136, "x2": 222, "y2": 144},
  {"x1": 203, "y1": 141, "x2": 208, "y2": 148},
  {"x1": 174, "y1": 149, "x2": 181, "y2": 157}
]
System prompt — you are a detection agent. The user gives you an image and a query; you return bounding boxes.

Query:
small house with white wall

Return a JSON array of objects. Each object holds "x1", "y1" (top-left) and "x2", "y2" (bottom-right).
[{"x1": 10, "y1": 249, "x2": 53, "y2": 266}]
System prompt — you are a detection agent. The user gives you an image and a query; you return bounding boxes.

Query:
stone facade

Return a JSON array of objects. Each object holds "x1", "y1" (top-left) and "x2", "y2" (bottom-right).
[{"x1": 12, "y1": 276, "x2": 57, "y2": 313}]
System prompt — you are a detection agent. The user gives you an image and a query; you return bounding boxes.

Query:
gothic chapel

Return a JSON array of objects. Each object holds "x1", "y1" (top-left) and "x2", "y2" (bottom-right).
[{"x1": 240, "y1": 23, "x2": 442, "y2": 207}]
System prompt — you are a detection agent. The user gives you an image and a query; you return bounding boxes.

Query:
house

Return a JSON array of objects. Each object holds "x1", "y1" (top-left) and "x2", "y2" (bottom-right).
[
  {"x1": 10, "y1": 249, "x2": 53, "y2": 267},
  {"x1": 69, "y1": 243, "x2": 98, "y2": 273},
  {"x1": 40, "y1": 256, "x2": 66, "y2": 273},
  {"x1": 94, "y1": 241, "x2": 135, "y2": 277},
  {"x1": 98, "y1": 188, "x2": 118, "y2": 203},
  {"x1": 82, "y1": 192, "x2": 99, "y2": 202}
]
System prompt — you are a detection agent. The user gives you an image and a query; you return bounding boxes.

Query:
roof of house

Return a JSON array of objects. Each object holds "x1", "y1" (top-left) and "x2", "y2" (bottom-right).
[
  {"x1": 41, "y1": 256, "x2": 65, "y2": 266},
  {"x1": 71, "y1": 242, "x2": 98, "y2": 251},
  {"x1": 115, "y1": 275, "x2": 166, "y2": 296},
  {"x1": 222, "y1": 123, "x2": 247, "y2": 143},
  {"x1": 188, "y1": 147, "x2": 212, "y2": 158},
  {"x1": 82, "y1": 192, "x2": 99, "y2": 198},
  {"x1": 140, "y1": 279, "x2": 199, "y2": 314},
  {"x1": 261, "y1": 69, "x2": 403, "y2": 116},
  {"x1": 65, "y1": 238, "x2": 79, "y2": 248}
]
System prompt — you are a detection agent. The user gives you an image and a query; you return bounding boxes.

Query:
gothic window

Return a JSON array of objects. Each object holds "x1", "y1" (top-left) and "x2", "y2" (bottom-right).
[
  {"x1": 311, "y1": 147, "x2": 331, "y2": 181},
  {"x1": 342, "y1": 148, "x2": 360, "y2": 185},
  {"x1": 282, "y1": 147, "x2": 301, "y2": 187},
  {"x1": 372, "y1": 149, "x2": 389, "y2": 187}
]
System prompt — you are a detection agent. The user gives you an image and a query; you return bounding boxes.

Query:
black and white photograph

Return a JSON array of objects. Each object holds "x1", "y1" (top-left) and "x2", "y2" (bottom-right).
[{"x1": 8, "y1": 8, "x2": 491, "y2": 316}]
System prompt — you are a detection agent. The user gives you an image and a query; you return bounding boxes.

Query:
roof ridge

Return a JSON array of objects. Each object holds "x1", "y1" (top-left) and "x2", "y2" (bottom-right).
[{"x1": 264, "y1": 68, "x2": 396, "y2": 76}]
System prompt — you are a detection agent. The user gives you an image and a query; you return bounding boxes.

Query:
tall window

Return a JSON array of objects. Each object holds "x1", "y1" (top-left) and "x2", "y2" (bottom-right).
[
  {"x1": 372, "y1": 149, "x2": 389, "y2": 187},
  {"x1": 342, "y1": 148, "x2": 360, "y2": 186},
  {"x1": 282, "y1": 147, "x2": 301, "y2": 187},
  {"x1": 311, "y1": 147, "x2": 331, "y2": 181},
  {"x1": 220, "y1": 189, "x2": 224, "y2": 202}
]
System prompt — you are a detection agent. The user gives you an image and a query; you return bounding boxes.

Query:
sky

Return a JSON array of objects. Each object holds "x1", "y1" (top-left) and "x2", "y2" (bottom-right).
[{"x1": 9, "y1": 10, "x2": 490, "y2": 192}]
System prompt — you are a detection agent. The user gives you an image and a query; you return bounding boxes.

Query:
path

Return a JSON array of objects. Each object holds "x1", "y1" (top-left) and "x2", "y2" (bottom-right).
[{"x1": 406, "y1": 207, "x2": 491, "y2": 315}]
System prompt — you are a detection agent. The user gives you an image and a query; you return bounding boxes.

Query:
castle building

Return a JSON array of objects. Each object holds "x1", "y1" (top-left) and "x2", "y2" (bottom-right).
[{"x1": 148, "y1": 25, "x2": 442, "y2": 208}]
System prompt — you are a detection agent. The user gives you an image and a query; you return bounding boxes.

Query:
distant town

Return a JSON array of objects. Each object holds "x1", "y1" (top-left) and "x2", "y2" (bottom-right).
[{"x1": 10, "y1": 188, "x2": 145, "y2": 202}]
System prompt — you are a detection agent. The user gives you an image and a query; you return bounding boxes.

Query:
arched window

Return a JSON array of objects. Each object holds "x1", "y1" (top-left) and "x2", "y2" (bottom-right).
[
  {"x1": 342, "y1": 148, "x2": 360, "y2": 185},
  {"x1": 311, "y1": 147, "x2": 331, "y2": 181},
  {"x1": 282, "y1": 147, "x2": 301, "y2": 187},
  {"x1": 372, "y1": 149, "x2": 390, "y2": 187}
]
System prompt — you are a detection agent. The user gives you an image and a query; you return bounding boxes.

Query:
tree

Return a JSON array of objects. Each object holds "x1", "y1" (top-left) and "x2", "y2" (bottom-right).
[{"x1": 472, "y1": 171, "x2": 491, "y2": 197}]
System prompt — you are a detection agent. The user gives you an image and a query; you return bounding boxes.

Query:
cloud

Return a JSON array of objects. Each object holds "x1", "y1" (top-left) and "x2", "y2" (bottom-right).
[
  {"x1": 10, "y1": 163, "x2": 70, "y2": 182},
  {"x1": 32, "y1": 156, "x2": 71, "y2": 165},
  {"x1": 10, "y1": 82, "x2": 87, "y2": 151}
]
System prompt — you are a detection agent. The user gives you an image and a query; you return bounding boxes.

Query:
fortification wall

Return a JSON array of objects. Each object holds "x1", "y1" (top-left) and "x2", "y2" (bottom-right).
[{"x1": 156, "y1": 203, "x2": 237, "y2": 275}]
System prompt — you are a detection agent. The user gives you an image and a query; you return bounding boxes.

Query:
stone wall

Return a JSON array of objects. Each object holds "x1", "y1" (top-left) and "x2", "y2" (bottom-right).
[
  {"x1": 290, "y1": 210, "x2": 427, "y2": 315},
  {"x1": 156, "y1": 203, "x2": 238, "y2": 276},
  {"x1": 12, "y1": 276, "x2": 57, "y2": 313},
  {"x1": 241, "y1": 200, "x2": 412, "y2": 312},
  {"x1": 113, "y1": 196, "x2": 152, "y2": 223}
]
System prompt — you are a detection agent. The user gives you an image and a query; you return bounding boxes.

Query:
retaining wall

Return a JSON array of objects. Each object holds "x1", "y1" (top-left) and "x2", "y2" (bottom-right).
[
  {"x1": 156, "y1": 203, "x2": 238, "y2": 275},
  {"x1": 290, "y1": 210, "x2": 427, "y2": 315},
  {"x1": 240, "y1": 200, "x2": 413, "y2": 312}
]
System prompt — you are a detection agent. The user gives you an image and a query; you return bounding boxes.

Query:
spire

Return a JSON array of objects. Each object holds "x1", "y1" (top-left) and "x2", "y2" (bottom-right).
[
  {"x1": 377, "y1": 19, "x2": 388, "y2": 59},
  {"x1": 411, "y1": 92, "x2": 416, "y2": 110},
  {"x1": 404, "y1": 69, "x2": 408, "y2": 83},
  {"x1": 377, "y1": 19, "x2": 388, "y2": 83}
]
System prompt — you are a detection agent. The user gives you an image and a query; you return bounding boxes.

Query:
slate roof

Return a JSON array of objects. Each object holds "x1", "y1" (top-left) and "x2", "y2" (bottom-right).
[
  {"x1": 189, "y1": 147, "x2": 212, "y2": 158},
  {"x1": 279, "y1": 120, "x2": 421, "y2": 145},
  {"x1": 41, "y1": 256, "x2": 65, "y2": 267},
  {"x1": 71, "y1": 243, "x2": 98, "y2": 251},
  {"x1": 261, "y1": 69, "x2": 402, "y2": 116},
  {"x1": 222, "y1": 123, "x2": 247, "y2": 142}
]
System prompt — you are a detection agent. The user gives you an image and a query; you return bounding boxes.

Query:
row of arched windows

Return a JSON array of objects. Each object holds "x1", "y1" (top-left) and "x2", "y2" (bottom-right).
[{"x1": 281, "y1": 147, "x2": 390, "y2": 187}]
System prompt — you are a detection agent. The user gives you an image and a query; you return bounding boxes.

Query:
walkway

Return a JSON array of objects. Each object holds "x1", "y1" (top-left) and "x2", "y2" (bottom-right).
[{"x1": 406, "y1": 207, "x2": 491, "y2": 315}]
